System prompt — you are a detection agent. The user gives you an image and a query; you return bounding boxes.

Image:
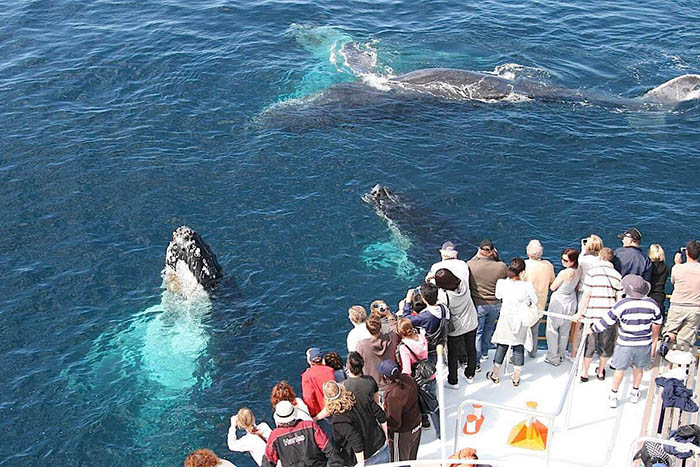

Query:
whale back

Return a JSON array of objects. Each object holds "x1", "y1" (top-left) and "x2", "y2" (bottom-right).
[
  {"x1": 640, "y1": 74, "x2": 700, "y2": 104},
  {"x1": 165, "y1": 226, "x2": 223, "y2": 291}
]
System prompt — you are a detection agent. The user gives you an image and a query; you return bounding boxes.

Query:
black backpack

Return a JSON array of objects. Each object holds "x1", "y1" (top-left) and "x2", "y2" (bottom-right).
[{"x1": 425, "y1": 303, "x2": 449, "y2": 350}]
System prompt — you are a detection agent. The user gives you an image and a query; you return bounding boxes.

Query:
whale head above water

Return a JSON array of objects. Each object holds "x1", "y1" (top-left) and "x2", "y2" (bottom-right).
[
  {"x1": 163, "y1": 226, "x2": 223, "y2": 294},
  {"x1": 362, "y1": 184, "x2": 403, "y2": 211}
]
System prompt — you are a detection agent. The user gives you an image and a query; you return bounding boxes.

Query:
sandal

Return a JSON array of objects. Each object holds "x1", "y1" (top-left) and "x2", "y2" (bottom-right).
[
  {"x1": 580, "y1": 376, "x2": 589, "y2": 383},
  {"x1": 596, "y1": 367, "x2": 606, "y2": 381},
  {"x1": 512, "y1": 377, "x2": 520, "y2": 387},
  {"x1": 486, "y1": 371, "x2": 499, "y2": 384}
]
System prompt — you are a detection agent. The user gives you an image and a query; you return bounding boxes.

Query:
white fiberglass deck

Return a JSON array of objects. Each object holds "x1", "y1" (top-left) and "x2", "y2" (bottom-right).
[{"x1": 415, "y1": 349, "x2": 649, "y2": 467}]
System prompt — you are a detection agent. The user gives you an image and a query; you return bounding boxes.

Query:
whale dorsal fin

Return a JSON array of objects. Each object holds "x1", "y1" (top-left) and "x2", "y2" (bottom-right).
[{"x1": 640, "y1": 74, "x2": 700, "y2": 104}]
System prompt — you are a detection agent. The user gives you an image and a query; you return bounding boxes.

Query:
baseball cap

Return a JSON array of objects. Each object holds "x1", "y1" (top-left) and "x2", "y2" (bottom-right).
[
  {"x1": 621, "y1": 274, "x2": 650, "y2": 299},
  {"x1": 306, "y1": 347, "x2": 323, "y2": 363},
  {"x1": 439, "y1": 241, "x2": 457, "y2": 252},
  {"x1": 617, "y1": 228, "x2": 642, "y2": 242},
  {"x1": 376, "y1": 359, "x2": 400, "y2": 379},
  {"x1": 479, "y1": 239, "x2": 495, "y2": 250}
]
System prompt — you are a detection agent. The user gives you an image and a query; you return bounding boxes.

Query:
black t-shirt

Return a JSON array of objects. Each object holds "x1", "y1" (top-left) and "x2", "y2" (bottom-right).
[{"x1": 343, "y1": 375, "x2": 378, "y2": 404}]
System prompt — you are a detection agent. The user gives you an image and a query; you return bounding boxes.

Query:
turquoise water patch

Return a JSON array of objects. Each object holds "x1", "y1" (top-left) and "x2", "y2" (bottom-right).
[
  {"x1": 281, "y1": 24, "x2": 356, "y2": 100},
  {"x1": 361, "y1": 241, "x2": 420, "y2": 281}
]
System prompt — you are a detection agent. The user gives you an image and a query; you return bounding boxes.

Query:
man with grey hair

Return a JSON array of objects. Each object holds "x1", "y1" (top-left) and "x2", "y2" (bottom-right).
[{"x1": 523, "y1": 240, "x2": 555, "y2": 358}]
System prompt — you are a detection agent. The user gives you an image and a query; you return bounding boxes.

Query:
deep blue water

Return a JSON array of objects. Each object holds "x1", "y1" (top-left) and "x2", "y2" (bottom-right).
[{"x1": 1, "y1": 0, "x2": 699, "y2": 465}]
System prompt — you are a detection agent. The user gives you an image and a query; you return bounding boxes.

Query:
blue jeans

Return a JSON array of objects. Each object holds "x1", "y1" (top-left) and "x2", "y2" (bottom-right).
[
  {"x1": 476, "y1": 304, "x2": 501, "y2": 358},
  {"x1": 494, "y1": 344, "x2": 525, "y2": 367},
  {"x1": 366, "y1": 443, "x2": 390, "y2": 465},
  {"x1": 425, "y1": 378, "x2": 440, "y2": 438}
]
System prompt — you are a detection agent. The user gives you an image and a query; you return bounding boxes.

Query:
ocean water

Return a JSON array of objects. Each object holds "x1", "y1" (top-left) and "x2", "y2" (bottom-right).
[{"x1": 1, "y1": 0, "x2": 699, "y2": 465}]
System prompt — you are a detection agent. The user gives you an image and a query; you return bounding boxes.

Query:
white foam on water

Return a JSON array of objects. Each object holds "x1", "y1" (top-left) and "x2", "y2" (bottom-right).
[
  {"x1": 488, "y1": 62, "x2": 552, "y2": 81},
  {"x1": 392, "y1": 79, "x2": 532, "y2": 103}
]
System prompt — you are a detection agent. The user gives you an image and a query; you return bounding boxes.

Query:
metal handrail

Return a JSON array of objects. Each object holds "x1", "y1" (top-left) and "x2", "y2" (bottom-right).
[
  {"x1": 626, "y1": 436, "x2": 700, "y2": 466},
  {"x1": 452, "y1": 310, "x2": 588, "y2": 465}
]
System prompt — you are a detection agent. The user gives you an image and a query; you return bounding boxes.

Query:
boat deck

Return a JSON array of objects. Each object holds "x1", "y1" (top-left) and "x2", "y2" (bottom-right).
[{"x1": 416, "y1": 350, "x2": 650, "y2": 466}]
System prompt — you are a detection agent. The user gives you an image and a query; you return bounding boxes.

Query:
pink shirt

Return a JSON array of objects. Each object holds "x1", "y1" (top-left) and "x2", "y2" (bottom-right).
[{"x1": 398, "y1": 334, "x2": 428, "y2": 374}]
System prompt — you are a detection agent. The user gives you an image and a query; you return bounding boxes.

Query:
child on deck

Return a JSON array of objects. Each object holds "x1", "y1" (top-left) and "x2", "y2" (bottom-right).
[{"x1": 587, "y1": 274, "x2": 662, "y2": 408}]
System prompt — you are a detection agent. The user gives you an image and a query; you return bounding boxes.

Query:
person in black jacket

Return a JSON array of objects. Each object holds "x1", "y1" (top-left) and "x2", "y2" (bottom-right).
[
  {"x1": 262, "y1": 401, "x2": 343, "y2": 467},
  {"x1": 322, "y1": 380, "x2": 389, "y2": 466},
  {"x1": 648, "y1": 244, "x2": 670, "y2": 316}
]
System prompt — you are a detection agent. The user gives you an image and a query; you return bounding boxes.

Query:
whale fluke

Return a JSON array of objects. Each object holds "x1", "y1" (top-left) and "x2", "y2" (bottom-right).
[
  {"x1": 640, "y1": 74, "x2": 700, "y2": 104},
  {"x1": 164, "y1": 226, "x2": 223, "y2": 291}
]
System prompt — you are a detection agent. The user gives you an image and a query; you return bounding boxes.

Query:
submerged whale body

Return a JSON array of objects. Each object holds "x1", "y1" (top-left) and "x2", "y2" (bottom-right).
[{"x1": 361, "y1": 184, "x2": 478, "y2": 279}]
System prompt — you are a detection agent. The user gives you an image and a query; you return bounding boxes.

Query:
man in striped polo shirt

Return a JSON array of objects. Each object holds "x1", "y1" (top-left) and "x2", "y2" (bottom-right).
[
  {"x1": 589, "y1": 274, "x2": 662, "y2": 408},
  {"x1": 573, "y1": 248, "x2": 622, "y2": 382}
]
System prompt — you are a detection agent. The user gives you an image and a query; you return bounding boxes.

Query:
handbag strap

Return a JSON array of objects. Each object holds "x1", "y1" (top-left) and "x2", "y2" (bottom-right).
[{"x1": 402, "y1": 341, "x2": 423, "y2": 361}]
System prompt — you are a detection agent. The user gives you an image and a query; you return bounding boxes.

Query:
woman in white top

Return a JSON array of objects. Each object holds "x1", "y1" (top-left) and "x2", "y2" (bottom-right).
[
  {"x1": 487, "y1": 258, "x2": 538, "y2": 387},
  {"x1": 227, "y1": 407, "x2": 272, "y2": 466}
]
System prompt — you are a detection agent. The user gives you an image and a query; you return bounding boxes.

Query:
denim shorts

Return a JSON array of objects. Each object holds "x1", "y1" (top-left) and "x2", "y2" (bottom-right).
[{"x1": 611, "y1": 344, "x2": 651, "y2": 370}]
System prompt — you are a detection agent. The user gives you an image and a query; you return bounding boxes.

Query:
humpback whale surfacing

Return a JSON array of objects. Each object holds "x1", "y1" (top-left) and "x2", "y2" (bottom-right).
[
  {"x1": 260, "y1": 32, "x2": 700, "y2": 129},
  {"x1": 339, "y1": 42, "x2": 700, "y2": 106},
  {"x1": 163, "y1": 226, "x2": 223, "y2": 296}
]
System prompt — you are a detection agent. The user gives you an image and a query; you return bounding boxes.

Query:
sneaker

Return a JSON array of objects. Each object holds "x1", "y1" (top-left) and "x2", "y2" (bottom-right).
[
  {"x1": 544, "y1": 357, "x2": 561, "y2": 367},
  {"x1": 475, "y1": 364, "x2": 482, "y2": 373},
  {"x1": 630, "y1": 388, "x2": 641, "y2": 404},
  {"x1": 480, "y1": 354, "x2": 489, "y2": 362},
  {"x1": 444, "y1": 381, "x2": 459, "y2": 390},
  {"x1": 609, "y1": 391, "x2": 619, "y2": 408},
  {"x1": 465, "y1": 376, "x2": 474, "y2": 384}
]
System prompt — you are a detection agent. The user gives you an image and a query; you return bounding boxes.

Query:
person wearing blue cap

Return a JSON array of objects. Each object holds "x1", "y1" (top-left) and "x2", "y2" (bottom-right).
[
  {"x1": 376, "y1": 359, "x2": 421, "y2": 462},
  {"x1": 301, "y1": 348, "x2": 335, "y2": 436}
]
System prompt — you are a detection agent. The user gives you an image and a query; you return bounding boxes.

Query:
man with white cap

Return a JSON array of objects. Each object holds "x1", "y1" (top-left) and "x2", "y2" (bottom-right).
[
  {"x1": 588, "y1": 274, "x2": 662, "y2": 408},
  {"x1": 262, "y1": 400, "x2": 343, "y2": 467},
  {"x1": 426, "y1": 241, "x2": 470, "y2": 284}
]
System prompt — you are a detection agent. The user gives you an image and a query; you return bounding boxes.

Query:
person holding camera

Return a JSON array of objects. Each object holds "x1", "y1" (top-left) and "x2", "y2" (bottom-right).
[{"x1": 661, "y1": 240, "x2": 700, "y2": 348}]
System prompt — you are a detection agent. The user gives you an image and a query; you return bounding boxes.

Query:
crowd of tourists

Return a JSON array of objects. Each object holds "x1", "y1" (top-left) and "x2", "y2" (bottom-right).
[{"x1": 184, "y1": 228, "x2": 700, "y2": 467}]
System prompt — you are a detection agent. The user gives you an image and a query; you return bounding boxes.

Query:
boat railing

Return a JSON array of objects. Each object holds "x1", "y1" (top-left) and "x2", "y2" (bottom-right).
[
  {"x1": 368, "y1": 458, "x2": 508, "y2": 467},
  {"x1": 626, "y1": 436, "x2": 700, "y2": 466},
  {"x1": 451, "y1": 310, "x2": 628, "y2": 467}
]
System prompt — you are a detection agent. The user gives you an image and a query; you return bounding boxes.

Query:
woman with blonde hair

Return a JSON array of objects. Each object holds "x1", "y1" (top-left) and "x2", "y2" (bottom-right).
[
  {"x1": 270, "y1": 381, "x2": 312, "y2": 421},
  {"x1": 649, "y1": 244, "x2": 670, "y2": 315},
  {"x1": 323, "y1": 380, "x2": 389, "y2": 466},
  {"x1": 227, "y1": 407, "x2": 272, "y2": 466},
  {"x1": 184, "y1": 449, "x2": 235, "y2": 467}
]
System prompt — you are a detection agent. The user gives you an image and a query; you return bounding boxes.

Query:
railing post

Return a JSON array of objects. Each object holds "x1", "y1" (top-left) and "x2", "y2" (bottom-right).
[{"x1": 437, "y1": 344, "x2": 447, "y2": 467}]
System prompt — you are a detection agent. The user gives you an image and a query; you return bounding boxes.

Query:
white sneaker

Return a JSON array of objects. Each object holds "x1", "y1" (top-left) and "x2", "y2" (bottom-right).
[
  {"x1": 609, "y1": 391, "x2": 619, "y2": 408},
  {"x1": 465, "y1": 376, "x2": 474, "y2": 384},
  {"x1": 444, "y1": 381, "x2": 459, "y2": 390},
  {"x1": 480, "y1": 355, "x2": 489, "y2": 362},
  {"x1": 630, "y1": 388, "x2": 641, "y2": 404}
]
